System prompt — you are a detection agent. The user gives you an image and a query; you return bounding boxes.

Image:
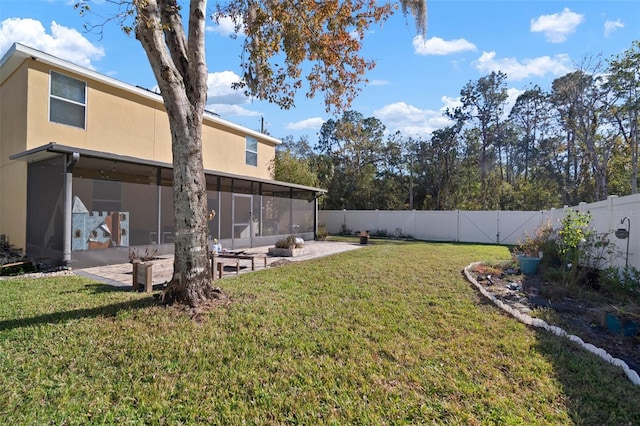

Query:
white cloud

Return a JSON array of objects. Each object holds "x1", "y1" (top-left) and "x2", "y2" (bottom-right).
[
  {"x1": 286, "y1": 117, "x2": 325, "y2": 131},
  {"x1": 205, "y1": 70, "x2": 266, "y2": 118},
  {"x1": 206, "y1": 70, "x2": 248, "y2": 104},
  {"x1": 0, "y1": 18, "x2": 104, "y2": 69},
  {"x1": 208, "y1": 14, "x2": 242, "y2": 36},
  {"x1": 374, "y1": 102, "x2": 453, "y2": 137},
  {"x1": 413, "y1": 35, "x2": 477, "y2": 56},
  {"x1": 474, "y1": 51, "x2": 572, "y2": 81},
  {"x1": 504, "y1": 87, "x2": 524, "y2": 117},
  {"x1": 604, "y1": 19, "x2": 624, "y2": 37},
  {"x1": 441, "y1": 96, "x2": 462, "y2": 112},
  {"x1": 207, "y1": 104, "x2": 260, "y2": 117},
  {"x1": 530, "y1": 8, "x2": 584, "y2": 43},
  {"x1": 369, "y1": 79, "x2": 390, "y2": 86}
]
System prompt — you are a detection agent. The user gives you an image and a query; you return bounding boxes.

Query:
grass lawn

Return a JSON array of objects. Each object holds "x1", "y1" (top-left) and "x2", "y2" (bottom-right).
[{"x1": 1, "y1": 241, "x2": 638, "y2": 424}]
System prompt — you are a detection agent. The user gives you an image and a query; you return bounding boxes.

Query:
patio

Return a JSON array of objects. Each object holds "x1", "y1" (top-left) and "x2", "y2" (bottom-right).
[{"x1": 74, "y1": 240, "x2": 364, "y2": 289}]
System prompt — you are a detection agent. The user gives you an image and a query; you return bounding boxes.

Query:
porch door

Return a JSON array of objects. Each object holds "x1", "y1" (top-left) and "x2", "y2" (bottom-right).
[{"x1": 232, "y1": 194, "x2": 253, "y2": 247}]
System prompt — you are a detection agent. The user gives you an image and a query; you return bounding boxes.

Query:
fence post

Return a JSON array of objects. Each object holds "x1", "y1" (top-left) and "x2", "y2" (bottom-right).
[
  {"x1": 343, "y1": 209, "x2": 346, "y2": 234},
  {"x1": 607, "y1": 195, "x2": 619, "y2": 269},
  {"x1": 413, "y1": 209, "x2": 416, "y2": 239}
]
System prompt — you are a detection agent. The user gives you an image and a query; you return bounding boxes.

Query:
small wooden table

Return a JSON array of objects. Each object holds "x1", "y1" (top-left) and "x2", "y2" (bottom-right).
[
  {"x1": 214, "y1": 252, "x2": 267, "y2": 271},
  {"x1": 210, "y1": 256, "x2": 240, "y2": 280}
]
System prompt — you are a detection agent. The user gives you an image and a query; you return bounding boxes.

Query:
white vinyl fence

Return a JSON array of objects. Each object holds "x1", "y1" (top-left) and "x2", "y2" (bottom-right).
[{"x1": 319, "y1": 194, "x2": 640, "y2": 271}]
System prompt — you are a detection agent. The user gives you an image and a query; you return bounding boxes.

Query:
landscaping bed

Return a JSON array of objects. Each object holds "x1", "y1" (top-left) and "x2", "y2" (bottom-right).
[{"x1": 470, "y1": 262, "x2": 640, "y2": 377}]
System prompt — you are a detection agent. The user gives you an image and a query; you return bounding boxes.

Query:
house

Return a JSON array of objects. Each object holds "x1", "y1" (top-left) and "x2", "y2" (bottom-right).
[{"x1": 0, "y1": 43, "x2": 325, "y2": 268}]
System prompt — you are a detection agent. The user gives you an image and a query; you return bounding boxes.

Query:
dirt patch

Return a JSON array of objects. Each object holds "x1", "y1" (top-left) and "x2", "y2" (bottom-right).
[
  {"x1": 469, "y1": 263, "x2": 640, "y2": 376},
  {"x1": 269, "y1": 259, "x2": 294, "y2": 267}
]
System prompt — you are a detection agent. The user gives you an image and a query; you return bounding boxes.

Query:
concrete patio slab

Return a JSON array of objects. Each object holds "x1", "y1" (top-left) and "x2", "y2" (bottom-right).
[{"x1": 74, "y1": 240, "x2": 364, "y2": 289}]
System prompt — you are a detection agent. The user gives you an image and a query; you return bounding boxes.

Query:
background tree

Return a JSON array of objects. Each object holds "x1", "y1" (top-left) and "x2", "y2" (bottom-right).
[
  {"x1": 77, "y1": 0, "x2": 427, "y2": 307},
  {"x1": 316, "y1": 111, "x2": 387, "y2": 209},
  {"x1": 271, "y1": 136, "x2": 319, "y2": 188},
  {"x1": 415, "y1": 126, "x2": 459, "y2": 210},
  {"x1": 451, "y1": 71, "x2": 509, "y2": 208},
  {"x1": 605, "y1": 40, "x2": 640, "y2": 194},
  {"x1": 551, "y1": 66, "x2": 614, "y2": 203},
  {"x1": 451, "y1": 128, "x2": 483, "y2": 210},
  {"x1": 371, "y1": 131, "x2": 408, "y2": 210},
  {"x1": 508, "y1": 86, "x2": 551, "y2": 182}
]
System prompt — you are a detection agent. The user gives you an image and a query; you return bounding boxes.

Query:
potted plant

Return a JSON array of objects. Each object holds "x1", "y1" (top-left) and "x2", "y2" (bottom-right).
[
  {"x1": 514, "y1": 221, "x2": 555, "y2": 275},
  {"x1": 603, "y1": 306, "x2": 640, "y2": 337},
  {"x1": 358, "y1": 230, "x2": 370, "y2": 245}
]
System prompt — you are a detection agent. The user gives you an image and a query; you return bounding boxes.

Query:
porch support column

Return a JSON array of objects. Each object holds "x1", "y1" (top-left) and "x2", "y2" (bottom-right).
[
  {"x1": 63, "y1": 152, "x2": 79, "y2": 266},
  {"x1": 313, "y1": 192, "x2": 319, "y2": 240}
]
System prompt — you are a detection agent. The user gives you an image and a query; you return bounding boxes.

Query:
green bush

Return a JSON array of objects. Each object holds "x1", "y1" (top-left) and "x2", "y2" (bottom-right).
[
  {"x1": 276, "y1": 235, "x2": 302, "y2": 249},
  {"x1": 601, "y1": 266, "x2": 640, "y2": 300},
  {"x1": 316, "y1": 224, "x2": 329, "y2": 241}
]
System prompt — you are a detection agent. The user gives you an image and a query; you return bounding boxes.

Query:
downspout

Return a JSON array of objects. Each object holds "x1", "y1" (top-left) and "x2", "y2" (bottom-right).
[
  {"x1": 313, "y1": 192, "x2": 319, "y2": 240},
  {"x1": 156, "y1": 168, "x2": 162, "y2": 244},
  {"x1": 289, "y1": 188, "x2": 294, "y2": 234},
  {"x1": 63, "y1": 152, "x2": 80, "y2": 266}
]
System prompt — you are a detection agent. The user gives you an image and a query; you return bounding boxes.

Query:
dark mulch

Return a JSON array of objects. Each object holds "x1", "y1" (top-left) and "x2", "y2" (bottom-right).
[{"x1": 471, "y1": 264, "x2": 640, "y2": 376}]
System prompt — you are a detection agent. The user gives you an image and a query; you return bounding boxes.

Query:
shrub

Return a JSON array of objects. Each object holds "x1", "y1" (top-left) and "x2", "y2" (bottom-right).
[
  {"x1": 316, "y1": 224, "x2": 329, "y2": 241},
  {"x1": 514, "y1": 219, "x2": 557, "y2": 260},
  {"x1": 275, "y1": 235, "x2": 298, "y2": 249},
  {"x1": 558, "y1": 210, "x2": 594, "y2": 267},
  {"x1": 601, "y1": 266, "x2": 640, "y2": 300},
  {"x1": 129, "y1": 248, "x2": 158, "y2": 262}
]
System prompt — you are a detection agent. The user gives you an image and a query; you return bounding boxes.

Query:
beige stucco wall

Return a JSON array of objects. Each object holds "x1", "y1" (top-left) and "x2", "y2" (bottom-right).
[
  {"x1": 0, "y1": 61, "x2": 29, "y2": 251},
  {"x1": 1, "y1": 54, "x2": 278, "y2": 254},
  {"x1": 25, "y1": 60, "x2": 276, "y2": 178}
]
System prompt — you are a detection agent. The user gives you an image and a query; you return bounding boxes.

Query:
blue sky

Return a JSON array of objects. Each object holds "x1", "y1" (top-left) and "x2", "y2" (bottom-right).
[{"x1": 1, "y1": 0, "x2": 638, "y2": 145}]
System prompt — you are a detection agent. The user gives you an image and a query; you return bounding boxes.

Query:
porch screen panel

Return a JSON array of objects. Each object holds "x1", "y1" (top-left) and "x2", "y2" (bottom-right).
[
  {"x1": 159, "y1": 185, "x2": 175, "y2": 244},
  {"x1": 219, "y1": 191, "x2": 232, "y2": 239},
  {"x1": 26, "y1": 156, "x2": 65, "y2": 259},
  {"x1": 261, "y1": 191, "x2": 291, "y2": 236},
  {"x1": 124, "y1": 180, "x2": 159, "y2": 246},
  {"x1": 72, "y1": 173, "x2": 158, "y2": 249},
  {"x1": 206, "y1": 192, "x2": 220, "y2": 241},
  {"x1": 291, "y1": 195, "x2": 314, "y2": 233}
]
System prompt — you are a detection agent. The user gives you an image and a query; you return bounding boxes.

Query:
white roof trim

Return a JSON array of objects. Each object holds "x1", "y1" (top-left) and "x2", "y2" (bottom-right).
[{"x1": 0, "y1": 42, "x2": 281, "y2": 145}]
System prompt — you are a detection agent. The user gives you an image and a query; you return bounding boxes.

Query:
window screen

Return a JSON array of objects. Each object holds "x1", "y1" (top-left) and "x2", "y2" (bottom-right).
[
  {"x1": 245, "y1": 136, "x2": 258, "y2": 166},
  {"x1": 50, "y1": 71, "x2": 86, "y2": 129}
]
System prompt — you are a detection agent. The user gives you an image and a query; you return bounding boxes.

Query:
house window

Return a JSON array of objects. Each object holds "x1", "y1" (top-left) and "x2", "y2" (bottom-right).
[
  {"x1": 49, "y1": 71, "x2": 86, "y2": 129},
  {"x1": 245, "y1": 137, "x2": 258, "y2": 167}
]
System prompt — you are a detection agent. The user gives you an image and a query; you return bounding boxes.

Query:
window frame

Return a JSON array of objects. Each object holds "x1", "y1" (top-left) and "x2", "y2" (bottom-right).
[
  {"x1": 245, "y1": 136, "x2": 258, "y2": 167},
  {"x1": 49, "y1": 70, "x2": 87, "y2": 129}
]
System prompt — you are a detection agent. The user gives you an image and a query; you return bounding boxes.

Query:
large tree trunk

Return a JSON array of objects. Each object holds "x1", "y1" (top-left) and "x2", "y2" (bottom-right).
[
  {"x1": 164, "y1": 103, "x2": 221, "y2": 305},
  {"x1": 134, "y1": 0, "x2": 225, "y2": 306}
]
